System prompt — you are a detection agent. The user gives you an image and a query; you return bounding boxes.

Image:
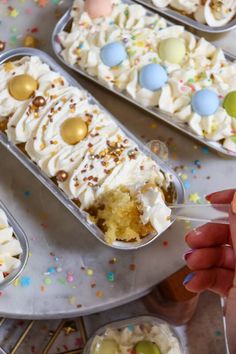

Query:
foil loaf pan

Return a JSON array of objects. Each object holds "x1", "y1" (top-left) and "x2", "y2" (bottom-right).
[
  {"x1": 0, "y1": 48, "x2": 184, "y2": 250},
  {"x1": 0, "y1": 200, "x2": 29, "y2": 290},
  {"x1": 135, "y1": 0, "x2": 236, "y2": 34},
  {"x1": 52, "y1": 1, "x2": 236, "y2": 158}
]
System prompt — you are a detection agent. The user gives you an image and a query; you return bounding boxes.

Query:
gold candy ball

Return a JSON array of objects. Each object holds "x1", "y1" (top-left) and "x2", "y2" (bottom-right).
[
  {"x1": 32, "y1": 96, "x2": 46, "y2": 107},
  {"x1": 56, "y1": 170, "x2": 68, "y2": 182},
  {"x1": 8, "y1": 74, "x2": 38, "y2": 101},
  {"x1": 61, "y1": 118, "x2": 88, "y2": 145}
]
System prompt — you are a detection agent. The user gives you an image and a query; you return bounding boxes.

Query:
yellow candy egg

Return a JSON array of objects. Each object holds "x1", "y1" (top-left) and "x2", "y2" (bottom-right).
[
  {"x1": 61, "y1": 118, "x2": 88, "y2": 145},
  {"x1": 8, "y1": 74, "x2": 38, "y2": 101},
  {"x1": 159, "y1": 38, "x2": 186, "y2": 64}
]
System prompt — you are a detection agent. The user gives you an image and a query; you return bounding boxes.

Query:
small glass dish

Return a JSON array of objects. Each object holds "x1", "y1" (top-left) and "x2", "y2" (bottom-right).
[
  {"x1": 83, "y1": 315, "x2": 186, "y2": 354},
  {"x1": 0, "y1": 200, "x2": 29, "y2": 290}
]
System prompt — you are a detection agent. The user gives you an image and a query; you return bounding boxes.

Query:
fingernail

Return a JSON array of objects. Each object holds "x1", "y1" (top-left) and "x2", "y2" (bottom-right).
[
  {"x1": 206, "y1": 193, "x2": 214, "y2": 202},
  {"x1": 183, "y1": 272, "x2": 195, "y2": 285},
  {"x1": 231, "y1": 192, "x2": 236, "y2": 215},
  {"x1": 185, "y1": 228, "x2": 202, "y2": 241},
  {"x1": 183, "y1": 250, "x2": 193, "y2": 261}
]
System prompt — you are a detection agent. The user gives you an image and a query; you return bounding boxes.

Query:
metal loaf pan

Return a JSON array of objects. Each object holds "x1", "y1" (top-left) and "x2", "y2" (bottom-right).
[
  {"x1": 135, "y1": 0, "x2": 236, "y2": 33},
  {"x1": 52, "y1": 2, "x2": 236, "y2": 158},
  {"x1": 0, "y1": 48, "x2": 184, "y2": 250},
  {"x1": 0, "y1": 200, "x2": 29, "y2": 290},
  {"x1": 83, "y1": 315, "x2": 186, "y2": 354}
]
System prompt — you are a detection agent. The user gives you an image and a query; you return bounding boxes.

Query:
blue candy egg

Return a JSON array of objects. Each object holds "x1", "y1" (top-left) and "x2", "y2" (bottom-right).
[
  {"x1": 139, "y1": 64, "x2": 168, "y2": 91},
  {"x1": 191, "y1": 89, "x2": 219, "y2": 116},
  {"x1": 100, "y1": 42, "x2": 127, "y2": 67}
]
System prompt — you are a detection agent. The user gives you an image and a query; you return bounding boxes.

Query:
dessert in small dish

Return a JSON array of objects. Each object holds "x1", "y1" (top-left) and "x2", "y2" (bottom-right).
[
  {"x1": 57, "y1": 0, "x2": 236, "y2": 153},
  {"x1": 83, "y1": 316, "x2": 184, "y2": 354},
  {"x1": 0, "y1": 55, "x2": 177, "y2": 246},
  {"x1": 0, "y1": 202, "x2": 28, "y2": 289}
]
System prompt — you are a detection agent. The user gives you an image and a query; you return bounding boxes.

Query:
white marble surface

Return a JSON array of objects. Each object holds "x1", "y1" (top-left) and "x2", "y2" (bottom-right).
[{"x1": 0, "y1": 0, "x2": 235, "y2": 322}]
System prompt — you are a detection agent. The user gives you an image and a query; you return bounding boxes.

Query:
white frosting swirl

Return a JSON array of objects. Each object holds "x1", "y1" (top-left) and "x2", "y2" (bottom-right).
[
  {"x1": 0, "y1": 209, "x2": 22, "y2": 283},
  {"x1": 154, "y1": 0, "x2": 200, "y2": 15},
  {"x1": 58, "y1": 0, "x2": 236, "y2": 152},
  {"x1": 0, "y1": 56, "x2": 172, "y2": 237}
]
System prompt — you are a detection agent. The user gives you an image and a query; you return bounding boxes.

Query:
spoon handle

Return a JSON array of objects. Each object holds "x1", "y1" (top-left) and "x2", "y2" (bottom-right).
[{"x1": 170, "y1": 203, "x2": 230, "y2": 224}]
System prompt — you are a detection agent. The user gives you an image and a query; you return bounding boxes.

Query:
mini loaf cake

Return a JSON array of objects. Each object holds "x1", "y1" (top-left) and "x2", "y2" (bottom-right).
[
  {"x1": 0, "y1": 56, "x2": 173, "y2": 245},
  {"x1": 58, "y1": 0, "x2": 236, "y2": 153},
  {"x1": 151, "y1": 0, "x2": 236, "y2": 27},
  {"x1": 0, "y1": 209, "x2": 22, "y2": 283},
  {"x1": 90, "y1": 322, "x2": 182, "y2": 354}
]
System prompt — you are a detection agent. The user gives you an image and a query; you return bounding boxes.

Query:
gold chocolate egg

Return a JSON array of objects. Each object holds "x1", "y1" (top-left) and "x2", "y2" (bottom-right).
[
  {"x1": 61, "y1": 118, "x2": 88, "y2": 145},
  {"x1": 8, "y1": 74, "x2": 38, "y2": 101},
  {"x1": 56, "y1": 170, "x2": 68, "y2": 182},
  {"x1": 32, "y1": 96, "x2": 46, "y2": 107}
]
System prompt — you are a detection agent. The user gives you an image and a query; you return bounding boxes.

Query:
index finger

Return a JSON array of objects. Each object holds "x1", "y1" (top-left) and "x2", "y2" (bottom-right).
[
  {"x1": 206, "y1": 189, "x2": 236, "y2": 204},
  {"x1": 185, "y1": 223, "x2": 230, "y2": 249}
]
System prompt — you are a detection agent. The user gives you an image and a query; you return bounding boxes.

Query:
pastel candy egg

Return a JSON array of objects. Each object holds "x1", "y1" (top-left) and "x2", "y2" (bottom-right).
[
  {"x1": 100, "y1": 42, "x2": 127, "y2": 67},
  {"x1": 139, "y1": 63, "x2": 168, "y2": 91},
  {"x1": 159, "y1": 38, "x2": 186, "y2": 64},
  {"x1": 135, "y1": 340, "x2": 161, "y2": 354},
  {"x1": 93, "y1": 339, "x2": 119, "y2": 354},
  {"x1": 223, "y1": 91, "x2": 236, "y2": 118},
  {"x1": 191, "y1": 89, "x2": 219, "y2": 116},
  {"x1": 84, "y1": 0, "x2": 112, "y2": 19}
]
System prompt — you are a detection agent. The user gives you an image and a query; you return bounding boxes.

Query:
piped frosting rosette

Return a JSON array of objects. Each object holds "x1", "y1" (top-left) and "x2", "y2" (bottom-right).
[
  {"x1": 58, "y1": 0, "x2": 236, "y2": 152},
  {"x1": 0, "y1": 56, "x2": 172, "y2": 239},
  {"x1": 0, "y1": 209, "x2": 22, "y2": 283}
]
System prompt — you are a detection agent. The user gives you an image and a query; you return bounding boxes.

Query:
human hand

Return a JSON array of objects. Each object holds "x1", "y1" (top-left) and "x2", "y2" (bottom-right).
[{"x1": 183, "y1": 189, "x2": 236, "y2": 353}]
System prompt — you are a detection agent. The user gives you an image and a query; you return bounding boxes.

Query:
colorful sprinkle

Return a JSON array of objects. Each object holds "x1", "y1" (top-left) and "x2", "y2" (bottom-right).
[
  {"x1": 129, "y1": 264, "x2": 136, "y2": 271},
  {"x1": 67, "y1": 273, "x2": 74, "y2": 283},
  {"x1": 183, "y1": 180, "x2": 191, "y2": 189},
  {"x1": 107, "y1": 271, "x2": 115, "y2": 282},
  {"x1": 44, "y1": 277, "x2": 52, "y2": 285},
  {"x1": 189, "y1": 193, "x2": 201, "y2": 203},
  {"x1": 86, "y1": 268, "x2": 94, "y2": 276},
  {"x1": 194, "y1": 160, "x2": 201, "y2": 168},
  {"x1": 24, "y1": 191, "x2": 31, "y2": 197},
  {"x1": 68, "y1": 295, "x2": 76, "y2": 305},
  {"x1": 47, "y1": 267, "x2": 56, "y2": 274},
  {"x1": 109, "y1": 257, "x2": 117, "y2": 264},
  {"x1": 181, "y1": 174, "x2": 188, "y2": 181},
  {"x1": 20, "y1": 276, "x2": 32, "y2": 287},
  {"x1": 96, "y1": 290, "x2": 104, "y2": 298}
]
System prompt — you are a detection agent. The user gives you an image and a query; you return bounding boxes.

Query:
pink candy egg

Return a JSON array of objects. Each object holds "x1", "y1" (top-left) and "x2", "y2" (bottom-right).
[{"x1": 84, "y1": 0, "x2": 113, "y2": 19}]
